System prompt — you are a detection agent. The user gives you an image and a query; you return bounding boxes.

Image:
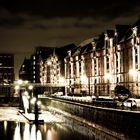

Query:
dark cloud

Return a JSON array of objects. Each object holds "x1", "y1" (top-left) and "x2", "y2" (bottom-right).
[
  {"x1": 0, "y1": 0, "x2": 139, "y2": 29},
  {"x1": 0, "y1": 0, "x2": 140, "y2": 79},
  {"x1": 0, "y1": 0, "x2": 139, "y2": 19}
]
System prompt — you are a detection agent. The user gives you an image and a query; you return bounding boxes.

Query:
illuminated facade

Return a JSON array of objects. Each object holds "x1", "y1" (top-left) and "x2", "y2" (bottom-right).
[
  {"x1": 39, "y1": 44, "x2": 76, "y2": 85},
  {"x1": 65, "y1": 17, "x2": 140, "y2": 97},
  {"x1": 31, "y1": 47, "x2": 54, "y2": 83},
  {"x1": 19, "y1": 17, "x2": 140, "y2": 97},
  {"x1": 40, "y1": 53, "x2": 60, "y2": 84}
]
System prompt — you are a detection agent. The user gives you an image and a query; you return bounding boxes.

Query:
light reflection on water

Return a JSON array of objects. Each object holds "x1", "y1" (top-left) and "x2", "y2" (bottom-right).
[
  {"x1": 23, "y1": 123, "x2": 30, "y2": 140},
  {"x1": 0, "y1": 121, "x2": 94, "y2": 140},
  {"x1": 4, "y1": 121, "x2": 7, "y2": 135},
  {"x1": 13, "y1": 122, "x2": 21, "y2": 140},
  {"x1": 0, "y1": 121, "x2": 122, "y2": 140}
]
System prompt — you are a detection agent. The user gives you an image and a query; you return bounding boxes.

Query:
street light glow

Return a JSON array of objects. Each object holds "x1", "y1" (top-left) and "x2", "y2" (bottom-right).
[
  {"x1": 129, "y1": 69, "x2": 137, "y2": 77},
  {"x1": 28, "y1": 85, "x2": 33, "y2": 90},
  {"x1": 80, "y1": 75, "x2": 88, "y2": 84},
  {"x1": 59, "y1": 77, "x2": 65, "y2": 83},
  {"x1": 105, "y1": 73, "x2": 111, "y2": 80},
  {"x1": 17, "y1": 79, "x2": 23, "y2": 85},
  {"x1": 14, "y1": 85, "x2": 20, "y2": 90},
  {"x1": 37, "y1": 100, "x2": 41, "y2": 106},
  {"x1": 24, "y1": 91, "x2": 28, "y2": 96},
  {"x1": 30, "y1": 97, "x2": 36, "y2": 104},
  {"x1": 47, "y1": 61, "x2": 52, "y2": 65}
]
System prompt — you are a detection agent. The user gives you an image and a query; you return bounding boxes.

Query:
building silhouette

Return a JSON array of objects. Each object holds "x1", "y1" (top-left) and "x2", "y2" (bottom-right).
[
  {"x1": 19, "y1": 58, "x2": 32, "y2": 81},
  {"x1": 19, "y1": 17, "x2": 140, "y2": 97},
  {"x1": 0, "y1": 53, "x2": 14, "y2": 98}
]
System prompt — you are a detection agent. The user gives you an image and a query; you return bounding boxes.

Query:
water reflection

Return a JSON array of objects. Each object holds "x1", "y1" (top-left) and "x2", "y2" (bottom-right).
[
  {"x1": 23, "y1": 123, "x2": 30, "y2": 140},
  {"x1": 0, "y1": 121, "x2": 93, "y2": 140},
  {"x1": 30, "y1": 124, "x2": 36, "y2": 140},
  {"x1": 0, "y1": 121, "x2": 125, "y2": 140},
  {"x1": 4, "y1": 121, "x2": 7, "y2": 135},
  {"x1": 13, "y1": 122, "x2": 21, "y2": 140}
]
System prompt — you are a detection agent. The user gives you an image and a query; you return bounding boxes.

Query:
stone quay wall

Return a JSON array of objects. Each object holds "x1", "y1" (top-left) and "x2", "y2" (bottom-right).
[{"x1": 40, "y1": 97, "x2": 140, "y2": 139}]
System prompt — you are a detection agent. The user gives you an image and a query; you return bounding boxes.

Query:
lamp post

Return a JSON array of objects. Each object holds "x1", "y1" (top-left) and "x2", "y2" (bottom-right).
[
  {"x1": 28, "y1": 85, "x2": 33, "y2": 113},
  {"x1": 33, "y1": 87, "x2": 39, "y2": 124},
  {"x1": 15, "y1": 79, "x2": 23, "y2": 109}
]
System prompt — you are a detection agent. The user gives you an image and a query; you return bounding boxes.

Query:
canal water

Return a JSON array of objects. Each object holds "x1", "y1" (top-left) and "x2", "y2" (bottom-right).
[{"x1": 0, "y1": 120, "x2": 121, "y2": 140}]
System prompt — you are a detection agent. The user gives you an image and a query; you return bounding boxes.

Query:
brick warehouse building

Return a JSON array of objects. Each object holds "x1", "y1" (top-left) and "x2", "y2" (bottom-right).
[
  {"x1": 19, "y1": 17, "x2": 140, "y2": 97},
  {"x1": 64, "y1": 17, "x2": 140, "y2": 97}
]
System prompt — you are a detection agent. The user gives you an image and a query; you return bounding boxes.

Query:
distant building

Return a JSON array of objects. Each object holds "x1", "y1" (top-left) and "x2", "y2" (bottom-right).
[
  {"x1": 0, "y1": 53, "x2": 14, "y2": 84},
  {"x1": 39, "y1": 44, "x2": 77, "y2": 85},
  {"x1": 19, "y1": 44, "x2": 76, "y2": 94},
  {"x1": 0, "y1": 53, "x2": 14, "y2": 97},
  {"x1": 19, "y1": 58, "x2": 32, "y2": 81},
  {"x1": 31, "y1": 46, "x2": 54, "y2": 83}
]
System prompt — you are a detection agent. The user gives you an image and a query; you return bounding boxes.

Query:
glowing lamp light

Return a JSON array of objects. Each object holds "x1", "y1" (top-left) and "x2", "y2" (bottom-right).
[
  {"x1": 59, "y1": 77, "x2": 65, "y2": 83},
  {"x1": 80, "y1": 75, "x2": 88, "y2": 84},
  {"x1": 37, "y1": 101, "x2": 41, "y2": 106},
  {"x1": 105, "y1": 73, "x2": 111, "y2": 80},
  {"x1": 24, "y1": 80, "x2": 29, "y2": 84},
  {"x1": 24, "y1": 91, "x2": 29, "y2": 96},
  {"x1": 47, "y1": 61, "x2": 52, "y2": 65},
  {"x1": 17, "y1": 79, "x2": 23, "y2": 85},
  {"x1": 129, "y1": 69, "x2": 137, "y2": 78},
  {"x1": 28, "y1": 85, "x2": 33, "y2": 90},
  {"x1": 30, "y1": 97, "x2": 36, "y2": 104},
  {"x1": 14, "y1": 85, "x2": 20, "y2": 90}
]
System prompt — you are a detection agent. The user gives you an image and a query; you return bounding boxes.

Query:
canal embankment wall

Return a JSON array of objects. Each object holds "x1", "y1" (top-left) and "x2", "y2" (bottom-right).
[{"x1": 40, "y1": 97, "x2": 140, "y2": 139}]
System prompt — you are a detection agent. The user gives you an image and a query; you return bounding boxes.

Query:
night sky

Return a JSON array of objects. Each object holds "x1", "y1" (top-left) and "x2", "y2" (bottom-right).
[{"x1": 0, "y1": 0, "x2": 140, "y2": 79}]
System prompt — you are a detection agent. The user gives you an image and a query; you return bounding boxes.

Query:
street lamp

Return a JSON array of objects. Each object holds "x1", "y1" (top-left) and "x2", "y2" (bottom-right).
[
  {"x1": 16, "y1": 79, "x2": 23, "y2": 85},
  {"x1": 28, "y1": 85, "x2": 33, "y2": 113},
  {"x1": 14, "y1": 79, "x2": 23, "y2": 109}
]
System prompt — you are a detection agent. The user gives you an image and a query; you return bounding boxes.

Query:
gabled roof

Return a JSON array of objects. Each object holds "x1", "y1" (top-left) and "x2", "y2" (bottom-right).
[
  {"x1": 56, "y1": 43, "x2": 77, "y2": 59},
  {"x1": 35, "y1": 46, "x2": 54, "y2": 60},
  {"x1": 72, "y1": 46, "x2": 81, "y2": 57},
  {"x1": 80, "y1": 43, "x2": 93, "y2": 55},
  {"x1": 78, "y1": 38, "x2": 94, "y2": 47},
  {"x1": 115, "y1": 25, "x2": 131, "y2": 43},
  {"x1": 96, "y1": 32, "x2": 105, "y2": 50},
  {"x1": 80, "y1": 45, "x2": 88, "y2": 55},
  {"x1": 106, "y1": 30, "x2": 115, "y2": 38},
  {"x1": 71, "y1": 37, "x2": 94, "y2": 57}
]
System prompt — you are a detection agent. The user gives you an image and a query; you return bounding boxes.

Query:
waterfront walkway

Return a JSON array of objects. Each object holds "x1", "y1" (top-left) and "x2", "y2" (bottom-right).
[{"x1": 0, "y1": 107, "x2": 63, "y2": 123}]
